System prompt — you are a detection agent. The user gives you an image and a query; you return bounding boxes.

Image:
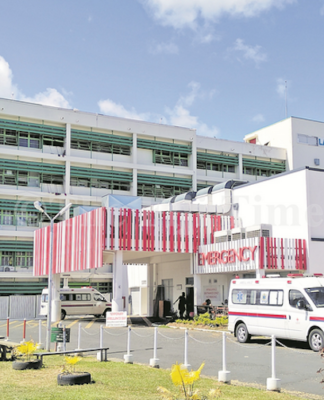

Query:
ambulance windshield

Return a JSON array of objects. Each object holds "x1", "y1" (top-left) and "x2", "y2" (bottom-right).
[{"x1": 305, "y1": 287, "x2": 324, "y2": 307}]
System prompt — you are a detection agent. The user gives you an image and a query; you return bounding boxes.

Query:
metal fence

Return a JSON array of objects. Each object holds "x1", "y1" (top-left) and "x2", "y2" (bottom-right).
[{"x1": 0, "y1": 295, "x2": 42, "y2": 319}]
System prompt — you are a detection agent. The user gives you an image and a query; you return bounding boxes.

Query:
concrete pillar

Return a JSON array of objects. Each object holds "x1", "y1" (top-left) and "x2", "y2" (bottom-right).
[
  {"x1": 51, "y1": 274, "x2": 61, "y2": 322},
  {"x1": 194, "y1": 273, "x2": 202, "y2": 312},
  {"x1": 112, "y1": 251, "x2": 124, "y2": 311},
  {"x1": 238, "y1": 153, "x2": 243, "y2": 180},
  {"x1": 147, "y1": 263, "x2": 154, "y2": 317}
]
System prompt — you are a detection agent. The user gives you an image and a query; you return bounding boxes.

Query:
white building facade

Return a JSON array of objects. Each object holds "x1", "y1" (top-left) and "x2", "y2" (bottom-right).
[{"x1": 0, "y1": 98, "x2": 286, "y2": 300}]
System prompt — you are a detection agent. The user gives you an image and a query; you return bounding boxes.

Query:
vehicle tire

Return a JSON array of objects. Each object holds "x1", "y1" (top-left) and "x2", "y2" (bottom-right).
[
  {"x1": 12, "y1": 359, "x2": 42, "y2": 370},
  {"x1": 309, "y1": 329, "x2": 324, "y2": 351},
  {"x1": 236, "y1": 322, "x2": 251, "y2": 343},
  {"x1": 94, "y1": 314, "x2": 102, "y2": 318},
  {"x1": 104, "y1": 308, "x2": 111, "y2": 318},
  {"x1": 57, "y1": 372, "x2": 91, "y2": 386},
  {"x1": 61, "y1": 310, "x2": 66, "y2": 320}
]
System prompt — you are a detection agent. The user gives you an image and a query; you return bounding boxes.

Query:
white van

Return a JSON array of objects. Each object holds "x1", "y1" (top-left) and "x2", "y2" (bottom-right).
[
  {"x1": 228, "y1": 274, "x2": 324, "y2": 351},
  {"x1": 40, "y1": 287, "x2": 112, "y2": 320}
]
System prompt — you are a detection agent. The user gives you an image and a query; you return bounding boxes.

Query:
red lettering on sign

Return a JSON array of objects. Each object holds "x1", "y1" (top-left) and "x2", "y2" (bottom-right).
[
  {"x1": 221, "y1": 250, "x2": 228, "y2": 264},
  {"x1": 198, "y1": 245, "x2": 258, "y2": 266}
]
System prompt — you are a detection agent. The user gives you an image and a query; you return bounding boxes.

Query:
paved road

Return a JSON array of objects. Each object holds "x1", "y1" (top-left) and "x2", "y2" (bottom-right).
[{"x1": 1, "y1": 317, "x2": 323, "y2": 398}]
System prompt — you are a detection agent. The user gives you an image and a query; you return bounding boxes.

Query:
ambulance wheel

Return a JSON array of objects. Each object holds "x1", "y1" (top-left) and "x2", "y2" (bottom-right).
[
  {"x1": 236, "y1": 323, "x2": 250, "y2": 343},
  {"x1": 309, "y1": 329, "x2": 324, "y2": 351},
  {"x1": 104, "y1": 309, "x2": 111, "y2": 318},
  {"x1": 61, "y1": 310, "x2": 66, "y2": 320}
]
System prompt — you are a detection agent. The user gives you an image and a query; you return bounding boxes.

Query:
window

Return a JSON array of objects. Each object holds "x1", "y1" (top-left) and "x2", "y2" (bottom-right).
[
  {"x1": 0, "y1": 251, "x2": 14, "y2": 266},
  {"x1": 232, "y1": 288, "x2": 283, "y2": 306},
  {"x1": 71, "y1": 139, "x2": 131, "y2": 155},
  {"x1": 18, "y1": 132, "x2": 40, "y2": 149},
  {"x1": 289, "y1": 290, "x2": 310, "y2": 309},
  {"x1": 197, "y1": 160, "x2": 236, "y2": 173},
  {"x1": 137, "y1": 183, "x2": 190, "y2": 199},
  {"x1": 305, "y1": 287, "x2": 324, "y2": 308},
  {"x1": 1, "y1": 210, "x2": 14, "y2": 225},
  {"x1": 16, "y1": 252, "x2": 33, "y2": 267},
  {"x1": 71, "y1": 177, "x2": 130, "y2": 192},
  {"x1": 153, "y1": 150, "x2": 188, "y2": 167}
]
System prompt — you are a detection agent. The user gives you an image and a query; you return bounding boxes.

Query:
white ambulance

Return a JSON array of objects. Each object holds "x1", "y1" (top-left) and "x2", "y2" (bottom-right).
[
  {"x1": 40, "y1": 286, "x2": 112, "y2": 320},
  {"x1": 228, "y1": 274, "x2": 324, "y2": 351}
]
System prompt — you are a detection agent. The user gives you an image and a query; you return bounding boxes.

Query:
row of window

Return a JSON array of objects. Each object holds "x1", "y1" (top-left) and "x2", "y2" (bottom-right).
[
  {"x1": 71, "y1": 139, "x2": 131, "y2": 156},
  {"x1": 0, "y1": 170, "x2": 64, "y2": 187},
  {"x1": 0, "y1": 210, "x2": 63, "y2": 227},
  {"x1": 137, "y1": 184, "x2": 191, "y2": 199},
  {"x1": 243, "y1": 167, "x2": 282, "y2": 177},
  {"x1": 0, "y1": 129, "x2": 284, "y2": 177},
  {"x1": 197, "y1": 161, "x2": 235, "y2": 173},
  {"x1": 153, "y1": 150, "x2": 188, "y2": 167},
  {"x1": 232, "y1": 288, "x2": 311, "y2": 309},
  {"x1": 0, "y1": 129, "x2": 64, "y2": 148},
  {"x1": 70, "y1": 177, "x2": 130, "y2": 191},
  {"x1": 0, "y1": 251, "x2": 33, "y2": 268}
]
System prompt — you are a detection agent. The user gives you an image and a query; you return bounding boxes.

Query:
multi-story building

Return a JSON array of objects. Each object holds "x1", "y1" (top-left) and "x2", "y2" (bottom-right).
[{"x1": 0, "y1": 98, "x2": 286, "y2": 296}]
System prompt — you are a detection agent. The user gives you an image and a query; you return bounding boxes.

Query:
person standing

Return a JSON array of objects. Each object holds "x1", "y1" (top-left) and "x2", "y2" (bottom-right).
[{"x1": 178, "y1": 292, "x2": 186, "y2": 319}]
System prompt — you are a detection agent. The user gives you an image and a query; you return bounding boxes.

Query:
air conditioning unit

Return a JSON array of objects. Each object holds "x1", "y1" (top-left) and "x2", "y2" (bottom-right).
[
  {"x1": 245, "y1": 224, "x2": 272, "y2": 239},
  {"x1": 214, "y1": 230, "x2": 231, "y2": 243},
  {"x1": 230, "y1": 227, "x2": 246, "y2": 241},
  {"x1": 4, "y1": 266, "x2": 15, "y2": 272}
]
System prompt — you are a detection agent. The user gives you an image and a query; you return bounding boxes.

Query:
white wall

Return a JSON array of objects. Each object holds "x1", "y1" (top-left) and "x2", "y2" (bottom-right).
[
  {"x1": 291, "y1": 118, "x2": 324, "y2": 170},
  {"x1": 232, "y1": 169, "x2": 309, "y2": 239}
]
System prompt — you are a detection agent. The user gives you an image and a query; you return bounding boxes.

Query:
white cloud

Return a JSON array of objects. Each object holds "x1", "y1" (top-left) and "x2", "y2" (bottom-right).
[
  {"x1": 140, "y1": 0, "x2": 296, "y2": 30},
  {"x1": 231, "y1": 38, "x2": 267, "y2": 67},
  {"x1": 166, "y1": 81, "x2": 220, "y2": 137},
  {"x1": 276, "y1": 78, "x2": 287, "y2": 99},
  {"x1": 252, "y1": 113, "x2": 265, "y2": 123},
  {"x1": 0, "y1": 56, "x2": 71, "y2": 108},
  {"x1": 98, "y1": 99, "x2": 151, "y2": 121},
  {"x1": 98, "y1": 81, "x2": 219, "y2": 137},
  {"x1": 149, "y1": 41, "x2": 179, "y2": 55}
]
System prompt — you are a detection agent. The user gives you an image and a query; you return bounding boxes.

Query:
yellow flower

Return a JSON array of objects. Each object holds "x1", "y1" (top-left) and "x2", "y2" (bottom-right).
[
  {"x1": 64, "y1": 355, "x2": 81, "y2": 365},
  {"x1": 16, "y1": 340, "x2": 38, "y2": 360},
  {"x1": 170, "y1": 363, "x2": 185, "y2": 387}
]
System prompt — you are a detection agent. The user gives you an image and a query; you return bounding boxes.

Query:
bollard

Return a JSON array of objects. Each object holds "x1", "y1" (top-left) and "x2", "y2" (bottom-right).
[
  {"x1": 77, "y1": 322, "x2": 81, "y2": 350},
  {"x1": 22, "y1": 318, "x2": 26, "y2": 342},
  {"x1": 183, "y1": 329, "x2": 191, "y2": 369},
  {"x1": 218, "y1": 331, "x2": 231, "y2": 383},
  {"x1": 38, "y1": 320, "x2": 44, "y2": 349},
  {"x1": 149, "y1": 326, "x2": 159, "y2": 368},
  {"x1": 97, "y1": 325, "x2": 104, "y2": 361},
  {"x1": 266, "y1": 335, "x2": 281, "y2": 391},
  {"x1": 124, "y1": 326, "x2": 133, "y2": 364},
  {"x1": 5, "y1": 317, "x2": 9, "y2": 341}
]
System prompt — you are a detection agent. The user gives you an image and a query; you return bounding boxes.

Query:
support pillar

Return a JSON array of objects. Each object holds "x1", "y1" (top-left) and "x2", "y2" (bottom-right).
[
  {"x1": 112, "y1": 251, "x2": 124, "y2": 312},
  {"x1": 193, "y1": 272, "x2": 202, "y2": 314},
  {"x1": 147, "y1": 263, "x2": 154, "y2": 317},
  {"x1": 52, "y1": 274, "x2": 61, "y2": 322}
]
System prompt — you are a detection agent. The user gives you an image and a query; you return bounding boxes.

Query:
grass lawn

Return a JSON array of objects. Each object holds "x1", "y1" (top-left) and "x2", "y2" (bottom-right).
[{"x1": 0, "y1": 355, "x2": 314, "y2": 400}]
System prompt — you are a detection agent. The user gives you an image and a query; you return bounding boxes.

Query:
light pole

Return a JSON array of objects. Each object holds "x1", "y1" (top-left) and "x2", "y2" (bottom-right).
[{"x1": 34, "y1": 201, "x2": 72, "y2": 351}]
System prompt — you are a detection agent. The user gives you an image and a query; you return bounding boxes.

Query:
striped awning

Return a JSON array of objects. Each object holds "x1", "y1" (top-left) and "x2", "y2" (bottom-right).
[{"x1": 33, "y1": 207, "x2": 106, "y2": 276}]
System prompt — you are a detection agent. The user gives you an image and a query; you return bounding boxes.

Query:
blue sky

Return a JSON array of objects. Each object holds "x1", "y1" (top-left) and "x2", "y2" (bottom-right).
[{"x1": 1, "y1": 1, "x2": 324, "y2": 141}]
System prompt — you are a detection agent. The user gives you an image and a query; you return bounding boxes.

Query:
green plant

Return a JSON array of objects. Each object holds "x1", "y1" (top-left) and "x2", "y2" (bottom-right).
[
  {"x1": 15, "y1": 340, "x2": 38, "y2": 361},
  {"x1": 157, "y1": 363, "x2": 221, "y2": 399},
  {"x1": 61, "y1": 355, "x2": 82, "y2": 374}
]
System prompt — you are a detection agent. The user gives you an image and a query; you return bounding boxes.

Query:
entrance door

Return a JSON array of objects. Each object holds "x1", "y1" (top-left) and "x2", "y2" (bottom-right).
[
  {"x1": 186, "y1": 287, "x2": 194, "y2": 316},
  {"x1": 130, "y1": 288, "x2": 140, "y2": 315}
]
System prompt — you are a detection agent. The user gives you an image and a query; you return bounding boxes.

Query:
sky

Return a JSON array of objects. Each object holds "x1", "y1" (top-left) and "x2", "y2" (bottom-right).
[{"x1": 0, "y1": 1, "x2": 324, "y2": 142}]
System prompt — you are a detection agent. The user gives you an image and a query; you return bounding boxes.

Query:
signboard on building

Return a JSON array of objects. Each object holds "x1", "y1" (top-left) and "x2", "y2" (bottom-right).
[
  {"x1": 195, "y1": 237, "x2": 307, "y2": 274},
  {"x1": 106, "y1": 311, "x2": 128, "y2": 327}
]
